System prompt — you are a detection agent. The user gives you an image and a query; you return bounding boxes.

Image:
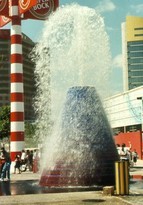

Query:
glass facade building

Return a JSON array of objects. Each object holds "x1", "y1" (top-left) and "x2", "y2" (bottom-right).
[
  {"x1": 122, "y1": 16, "x2": 143, "y2": 91},
  {"x1": 0, "y1": 29, "x2": 36, "y2": 121},
  {"x1": 128, "y1": 41, "x2": 143, "y2": 89}
]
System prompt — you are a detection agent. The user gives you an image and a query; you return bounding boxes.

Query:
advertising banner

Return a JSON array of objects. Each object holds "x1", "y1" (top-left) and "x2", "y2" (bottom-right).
[
  {"x1": 0, "y1": 15, "x2": 10, "y2": 27},
  {"x1": 19, "y1": 0, "x2": 37, "y2": 14},
  {"x1": 0, "y1": 0, "x2": 9, "y2": 16},
  {"x1": 0, "y1": 0, "x2": 59, "y2": 27},
  {"x1": 23, "y1": 0, "x2": 59, "y2": 20}
]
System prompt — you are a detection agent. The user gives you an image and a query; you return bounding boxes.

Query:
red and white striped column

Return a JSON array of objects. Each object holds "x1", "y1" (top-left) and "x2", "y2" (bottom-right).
[{"x1": 10, "y1": 0, "x2": 24, "y2": 162}]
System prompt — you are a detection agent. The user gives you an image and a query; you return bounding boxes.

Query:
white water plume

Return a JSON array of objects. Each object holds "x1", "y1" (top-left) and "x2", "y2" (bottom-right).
[{"x1": 33, "y1": 4, "x2": 113, "y2": 172}]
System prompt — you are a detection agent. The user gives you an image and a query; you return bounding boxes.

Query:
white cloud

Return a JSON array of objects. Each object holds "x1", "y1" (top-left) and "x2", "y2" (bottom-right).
[
  {"x1": 106, "y1": 26, "x2": 120, "y2": 32},
  {"x1": 106, "y1": 26, "x2": 114, "y2": 31},
  {"x1": 95, "y1": 0, "x2": 116, "y2": 13},
  {"x1": 112, "y1": 54, "x2": 122, "y2": 69},
  {"x1": 130, "y1": 4, "x2": 143, "y2": 14}
]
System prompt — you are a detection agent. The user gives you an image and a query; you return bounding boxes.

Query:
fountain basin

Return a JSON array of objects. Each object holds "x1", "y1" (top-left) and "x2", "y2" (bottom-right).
[{"x1": 40, "y1": 86, "x2": 119, "y2": 187}]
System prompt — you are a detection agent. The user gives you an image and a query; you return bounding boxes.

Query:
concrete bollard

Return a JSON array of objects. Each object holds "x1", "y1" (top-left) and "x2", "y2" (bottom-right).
[
  {"x1": 103, "y1": 186, "x2": 114, "y2": 195},
  {"x1": 115, "y1": 161, "x2": 129, "y2": 195}
]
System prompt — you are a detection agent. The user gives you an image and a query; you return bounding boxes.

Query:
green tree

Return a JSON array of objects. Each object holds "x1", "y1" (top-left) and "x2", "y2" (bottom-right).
[
  {"x1": 0, "y1": 105, "x2": 10, "y2": 139},
  {"x1": 0, "y1": 105, "x2": 37, "y2": 147},
  {"x1": 25, "y1": 121, "x2": 37, "y2": 147}
]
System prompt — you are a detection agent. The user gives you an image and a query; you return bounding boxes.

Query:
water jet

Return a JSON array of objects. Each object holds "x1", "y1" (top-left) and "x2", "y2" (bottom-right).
[{"x1": 33, "y1": 4, "x2": 119, "y2": 188}]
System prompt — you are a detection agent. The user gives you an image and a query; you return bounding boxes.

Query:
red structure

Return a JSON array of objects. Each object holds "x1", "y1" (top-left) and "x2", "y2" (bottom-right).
[
  {"x1": 0, "y1": 0, "x2": 59, "y2": 164},
  {"x1": 114, "y1": 131, "x2": 143, "y2": 159},
  {"x1": 40, "y1": 162, "x2": 79, "y2": 187}
]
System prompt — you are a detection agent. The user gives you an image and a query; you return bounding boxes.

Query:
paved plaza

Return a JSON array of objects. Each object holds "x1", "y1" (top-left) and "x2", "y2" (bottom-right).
[{"x1": 0, "y1": 160, "x2": 142, "y2": 205}]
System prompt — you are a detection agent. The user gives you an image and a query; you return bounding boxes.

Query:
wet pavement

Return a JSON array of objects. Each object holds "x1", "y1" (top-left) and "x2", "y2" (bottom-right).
[
  {"x1": 0, "y1": 160, "x2": 142, "y2": 204},
  {"x1": 1, "y1": 179, "x2": 104, "y2": 196},
  {"x1": 1, "y1": 175, "x2": 104, "y2": 196}
]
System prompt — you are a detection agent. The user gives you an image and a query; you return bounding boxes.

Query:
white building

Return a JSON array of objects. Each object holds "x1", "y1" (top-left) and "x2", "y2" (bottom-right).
[{"x1": 104, "y1": 86, "x2": 143, "y2": 134}]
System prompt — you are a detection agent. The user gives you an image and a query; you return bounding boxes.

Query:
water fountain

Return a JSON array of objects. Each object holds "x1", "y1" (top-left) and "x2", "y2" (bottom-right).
[{"x1": 33, "y1": 3, "x2": 119, "y2": 187}]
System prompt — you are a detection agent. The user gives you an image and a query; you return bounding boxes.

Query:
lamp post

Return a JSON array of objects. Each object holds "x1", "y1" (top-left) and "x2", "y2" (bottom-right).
[
  {"x1": 137, "y1": 97, "x2": 143, "y2": 129},
  {"x1": 137, "y1": 97, "x2": 143, "y2": 159}
]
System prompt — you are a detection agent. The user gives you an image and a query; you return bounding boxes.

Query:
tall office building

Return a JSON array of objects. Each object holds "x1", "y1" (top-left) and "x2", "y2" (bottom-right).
[
  {"x1": 0, "y1": 29, "x2": 36, "y2": 121},
  {"x1": 122, "y1": 16, "x2": 143, "y2": 91}
]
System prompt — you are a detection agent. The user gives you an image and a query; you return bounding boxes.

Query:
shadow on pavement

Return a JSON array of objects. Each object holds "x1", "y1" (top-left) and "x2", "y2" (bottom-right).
[
  {"x1": 0, "y1": 180, "x2": 103, "y2": 196},
  {"x1": 0, "y1": 181, "x2": 11, "y2": 196},
  {"x1": 82, "y1": 199, "x2": 105, "y2": 202}
]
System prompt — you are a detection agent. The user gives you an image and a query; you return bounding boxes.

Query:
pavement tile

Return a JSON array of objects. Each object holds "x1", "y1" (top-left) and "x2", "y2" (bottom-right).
[{"x1": 0, "y1": 160, "x2": 143, "y2": 205}]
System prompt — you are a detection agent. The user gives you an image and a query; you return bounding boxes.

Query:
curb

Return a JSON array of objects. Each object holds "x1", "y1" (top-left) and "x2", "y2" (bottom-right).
[{"x1": 130, "y1": 175, "x2": 143, "y2": 180}]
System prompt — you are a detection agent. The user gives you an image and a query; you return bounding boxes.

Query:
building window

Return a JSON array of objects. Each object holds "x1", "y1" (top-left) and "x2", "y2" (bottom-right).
[
  {"x1": 128, "y1": 58, "x2": 143, "y2": 64},
  {"x1": 128, "y1": 41, "x2": 143, "y2": 46},
  {"x1": 128, "y1": 64, "x2": 143, "y2": 70},
  {"x1": 127, "y1": 46, "x2": 143, "y2": 52},
  {"x1": 129, "y1": 77, "x2": 143, "y2": 83},
  {"x1": 126, "y1": 124, "x2": 141, "y2": 132},
  {"x1": 128, "y1": 51, "x2": 143, "y2": 58},
  {"x1": 113, "y1": 127, "x2": 124, "y2": 135},
  {"x1": 134, "y1": 28, "x2": 143, "y2": 30},
  {"x1": 128, "y1": 71, "x2": 143, "y2": 77},
  {"x1": 135, "y1": 34, "x2": 143, "y2": 37}
]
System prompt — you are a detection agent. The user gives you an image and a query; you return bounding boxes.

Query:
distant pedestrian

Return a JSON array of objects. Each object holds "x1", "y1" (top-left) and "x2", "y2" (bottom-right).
[
  {"x1": 25, "y1": 150, "x2": 30, "y2": 171},
  {"x1": 21, "y1": 149, "x2": 26, "y2": 164},
  {"x1": 132, "y1": 149, "x2": 138, "y2": 165},
  {"x1": 0, "y1": 147, "x2": 11, "y2": 181},
  {"x1": 119, "y1": 143, "x2": 128, "y2": 161},
  {"x1": 116, "y1": 144, "x2": 121, "y2": 155},
  {"x1": 14, "y1": 155, "x2": 21, "y2": 174},
  {"x1": 29, "y1": 151, "x2": 33, "y2": 171},
  {"x1": 20, "y1": 149, "x2": 27, "y2": 172},
  {"x1": 0, "y1": 148, "x2": 6, "y2": 176},
  {"x1": 126, "y1": 149, "x2": 133, "y2": 166},
  {"x1": 33, "y1": 149, "x2": 40, "y2": 173}
]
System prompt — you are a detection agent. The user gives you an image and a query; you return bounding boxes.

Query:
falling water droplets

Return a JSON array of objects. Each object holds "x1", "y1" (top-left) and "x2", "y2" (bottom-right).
[{"x1": 33, "y1": 4, "x2": 114, "y2": 177}]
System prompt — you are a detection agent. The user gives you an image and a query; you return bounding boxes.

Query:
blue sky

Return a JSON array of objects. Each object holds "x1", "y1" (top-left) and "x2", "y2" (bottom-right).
[{"x1": 3, "y1": 0, "x2": 143, "y2": 95}]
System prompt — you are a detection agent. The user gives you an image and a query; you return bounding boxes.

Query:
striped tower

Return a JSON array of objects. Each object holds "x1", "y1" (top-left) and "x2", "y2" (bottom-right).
[{"x1": 10, "y1": 0, "x2": 24, "y2": 164}]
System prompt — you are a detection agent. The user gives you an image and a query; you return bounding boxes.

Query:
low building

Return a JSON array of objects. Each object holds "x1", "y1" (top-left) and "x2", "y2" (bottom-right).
[{"x1": 104, "y1": 86, "x2": 143, "y2": 159}]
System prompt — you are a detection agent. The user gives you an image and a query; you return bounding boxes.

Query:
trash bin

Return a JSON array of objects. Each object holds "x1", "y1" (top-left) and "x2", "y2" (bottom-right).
[{"x1": 115, "y1": 160, "x2": 129, "y2": 195}]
